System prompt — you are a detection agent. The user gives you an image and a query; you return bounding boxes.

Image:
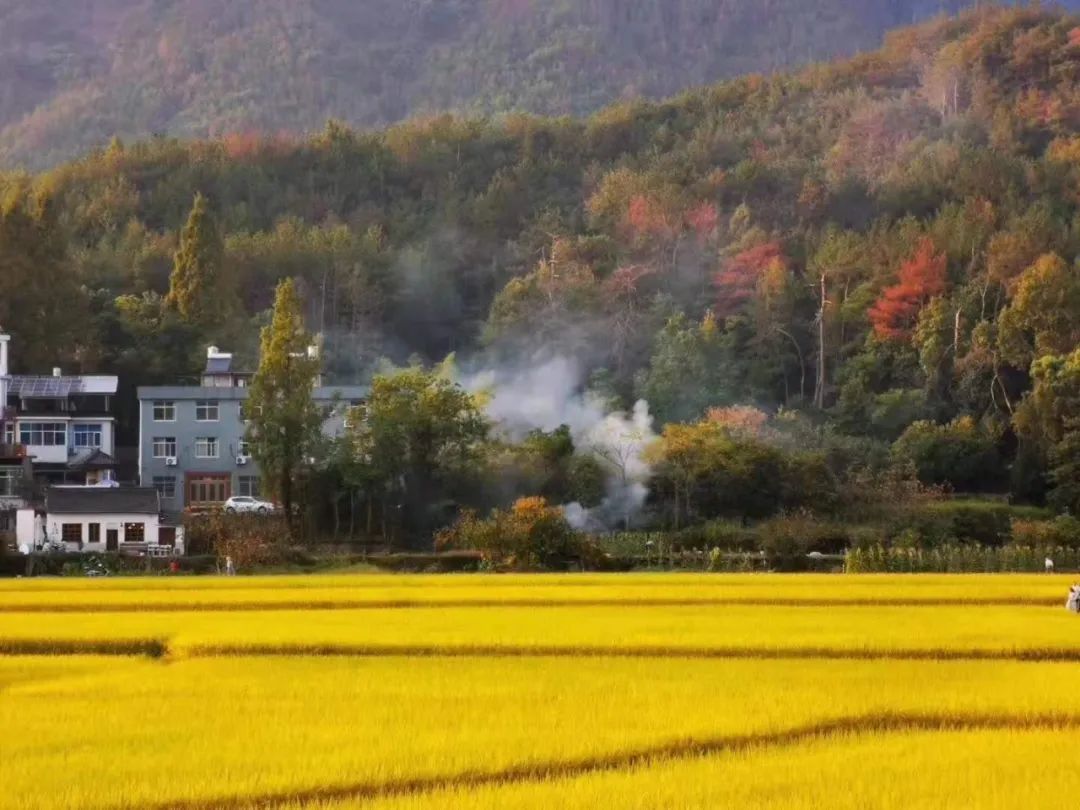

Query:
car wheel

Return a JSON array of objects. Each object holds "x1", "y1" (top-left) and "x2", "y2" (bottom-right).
[
  {"x1": 258, "y1": 506, "x2": 269, "y2": 515},
  {"x1": 225, "y1": 507, "x2": 236, "y2": 514}
]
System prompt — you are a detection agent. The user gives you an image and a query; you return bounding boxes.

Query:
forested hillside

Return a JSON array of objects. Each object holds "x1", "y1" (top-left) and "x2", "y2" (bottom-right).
[
  {"x1": 0, "y1": 0, "x2": 1054, "y2": 168},
  {"x1": 5, "y1": 6, "x2": 1080, "y2": 525}
]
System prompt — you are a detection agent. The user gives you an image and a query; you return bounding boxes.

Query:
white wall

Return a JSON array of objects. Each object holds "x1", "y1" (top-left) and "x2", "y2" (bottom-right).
[
  {"x1": 15, "y1": 509, "x2": 40, "y2": 551},
  {"x1": 45, "y1": 512, "x2": 161, "y2": 551}
]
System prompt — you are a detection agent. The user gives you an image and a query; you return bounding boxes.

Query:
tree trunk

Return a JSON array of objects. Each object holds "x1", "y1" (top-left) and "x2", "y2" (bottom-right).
[
  {"x1": 775, "y1": 327, "x2": 806, "y2": 401},
  {"x1": 814, "y1": 273, "x2": 827, "y2": 409},
  {"x1": 281, "y1": 465, "x2": 294, "y2": 540}
]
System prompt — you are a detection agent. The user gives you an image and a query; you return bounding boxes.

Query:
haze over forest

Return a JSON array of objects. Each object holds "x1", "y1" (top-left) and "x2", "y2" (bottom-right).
[
  {"x1": 5, "y1": 4, "x2": 1080, "y2": 517},
  {"x1": 0, "y1": 0, "x2": 1067, "y2": 168}
]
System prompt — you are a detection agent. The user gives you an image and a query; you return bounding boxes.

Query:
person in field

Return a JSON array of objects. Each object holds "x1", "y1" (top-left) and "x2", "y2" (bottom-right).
[
  {"x1": 1046, "y1": 557, "x2": 1055, "y2": 573},
  {"x1": 1067, "y1": 586, "x2": 1080, "y2": 614}
]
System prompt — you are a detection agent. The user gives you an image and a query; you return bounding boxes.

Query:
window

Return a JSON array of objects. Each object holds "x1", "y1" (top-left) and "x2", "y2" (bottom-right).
[
  {"x1": 152, "y1": 437, "x2": 177, "y2": 459},
  {"x1": 195, "y1": 437, "x2": 219, "y2": 459},
  {"x1": 152, "y1": 476, "x2": 177, "y2": 499},
  {"x1": 61, "y1": 523, "x2": 82, "y2": 544},
  {"x1": 238, "y1": 476, "x2": 261, "y2": 497},
  {"x1": 3, "y1": 423, "x2": 13, "y2": 445},
  {"x1": 124, "y1": 523, "x2": 145, "y2": 544},
  {"x1": 87, "y1": 524, "x2": 100, "y2": 544},
  {"x1": 237, "y1": 440, "x2": 250, "y2": 456},
  {"x1": 152, "y1": 401, "x2": 176, "y2": 422},
  {"x1": 0, "y1": 469, "x2": 18, "y2": 497},
  {"x1": 187, "y1": 475, "x2": 229, "y2": 506},
  {"x1": 196, "y1": 401, "x2": 219, "y2": 422},
  {"x1": 72, "y1": 424, "x2": 103, "y2": 449},
  {"x1": 20, "y1": 423, "x2": 66, "y2": 446}
]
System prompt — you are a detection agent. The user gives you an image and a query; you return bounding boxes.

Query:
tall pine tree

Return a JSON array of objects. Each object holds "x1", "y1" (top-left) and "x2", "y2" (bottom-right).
[
  {"x1": 246, "y1": 279, "x2": 322, "y2": 537},
  {"x1": 167, "y1": 193, "x2": 233, "y2": 331}
]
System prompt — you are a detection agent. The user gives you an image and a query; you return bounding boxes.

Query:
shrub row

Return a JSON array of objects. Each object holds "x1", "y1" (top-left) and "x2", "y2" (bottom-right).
[{"x1": 845, "y1": 544, "x2": 1080, "y2": 573}]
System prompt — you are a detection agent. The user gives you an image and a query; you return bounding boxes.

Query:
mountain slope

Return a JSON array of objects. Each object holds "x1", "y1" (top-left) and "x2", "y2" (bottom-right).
[{"x1": 0, "y1": 0, "x2": 1066, "y2": 168}]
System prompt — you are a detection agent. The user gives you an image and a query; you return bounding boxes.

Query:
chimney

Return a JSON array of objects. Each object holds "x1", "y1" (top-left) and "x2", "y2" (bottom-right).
[
  {"x1": 0, "y1": 333, "x2": 9, "y2": 423},
  {"x1": 207, "y1": 345, "x2": 219, "y2": 358},
  {"x1": 52, "y1": 367, "x2": 62, "y2": 377}
]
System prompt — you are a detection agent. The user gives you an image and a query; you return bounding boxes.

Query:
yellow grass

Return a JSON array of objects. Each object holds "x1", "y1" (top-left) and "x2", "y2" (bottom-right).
[
  {"x1": 2, "y1": 573, "x2": 1080, "y2": 809},
  {"x1": 304, "y1": 729, "x2": 1080, "y2": 810},
  {"x1": 3, "y1": 603, "x2": 1080, "y2": 660},
  {"x1": 3, "y1": 655, "x2": 1080, "y2": 809},
  {"x1": 0, "y1": 573, "x2": 1073, "y2": 610}
]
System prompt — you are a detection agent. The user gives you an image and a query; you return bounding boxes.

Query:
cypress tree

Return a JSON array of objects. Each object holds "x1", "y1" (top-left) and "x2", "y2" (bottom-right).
[{"x1": 167, "y1": 193, "x2": 230, "y2": 328}]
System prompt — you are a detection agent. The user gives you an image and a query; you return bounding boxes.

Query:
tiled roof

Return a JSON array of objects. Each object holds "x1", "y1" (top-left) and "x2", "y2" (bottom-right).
[
  {"x1": 66, "y1": 449, "x2": 117, "y2": 470},
  {"x1": 46, "y1": 486, "x2": 159, "y2": 515}
]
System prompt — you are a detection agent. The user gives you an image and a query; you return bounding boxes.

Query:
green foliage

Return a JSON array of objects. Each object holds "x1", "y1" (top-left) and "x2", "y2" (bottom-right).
[
  {"x1": 344, "y1": 363, "x2": 489, "y2": 543},
  {"x1": 167, "y1": 193, "x2": 235, "y2": 333},
  {"x1": 635, "y1": 313, "x2": 733, "y2": 424},
  {"x1": 892, "y1": 417, "x2": 1001, "y2": 490},
  {"x1": 246, "y1": 279, "x2": 323, "y2": 536},
  {"x1": 0, "y1": 184, "x2": 87, "y2": 369},
  {"x1": 846, "y1": 543, "x2": 1080, "y2": 573},
  {"x1": 8, "y1": 4, "x2": 1080, "y2": 536}
]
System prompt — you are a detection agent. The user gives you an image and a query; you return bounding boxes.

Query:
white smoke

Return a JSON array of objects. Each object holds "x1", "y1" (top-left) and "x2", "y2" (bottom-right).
[{"x1": 462, "y1": 356, "x2": 657, "y2": 530}]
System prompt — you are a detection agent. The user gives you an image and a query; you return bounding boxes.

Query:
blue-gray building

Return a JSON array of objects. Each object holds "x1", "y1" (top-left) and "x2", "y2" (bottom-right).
[{"x1": 137, "y1": 347, "x2": 366, "y2": 512}]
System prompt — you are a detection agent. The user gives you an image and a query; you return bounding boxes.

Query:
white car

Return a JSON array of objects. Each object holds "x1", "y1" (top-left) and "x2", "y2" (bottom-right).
[{"x1": 223, "y1": 496, "x2": 276, "y2": 515}]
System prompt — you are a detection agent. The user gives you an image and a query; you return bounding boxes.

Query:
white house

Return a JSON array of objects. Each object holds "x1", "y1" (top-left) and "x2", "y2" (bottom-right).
[{"x1": 17, "y1": 486, "x2": 184, "y2": 555}]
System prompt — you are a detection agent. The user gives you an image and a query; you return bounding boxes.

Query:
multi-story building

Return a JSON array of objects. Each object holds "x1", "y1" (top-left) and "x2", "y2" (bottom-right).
[
  {"x1": 0, "y1": 331, "x2": 120, "y2": 540},
  {"x1": 137, "y1": 347, "x2": 366, "y2": 512}
]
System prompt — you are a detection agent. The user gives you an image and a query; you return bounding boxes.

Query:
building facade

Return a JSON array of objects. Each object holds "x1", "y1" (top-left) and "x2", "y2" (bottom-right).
[
  {"x1": 16, "y1": 486, "x2": 182, "y2": 554},
  {"x1": 137, "y1": 347, "x2": 366, "y2": 512},
  {"x1": 0, "y1": 332, "x2": 119, "y2": 543}
]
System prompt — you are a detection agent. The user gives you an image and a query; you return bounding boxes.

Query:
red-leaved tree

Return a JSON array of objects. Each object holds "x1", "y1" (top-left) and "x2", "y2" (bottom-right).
[
  {"x1": 868, "y1": 238, "x2": 947, "y2": 342},
  {"x1": 714, "y1": 242, "x2": 788, "y2": 317}
]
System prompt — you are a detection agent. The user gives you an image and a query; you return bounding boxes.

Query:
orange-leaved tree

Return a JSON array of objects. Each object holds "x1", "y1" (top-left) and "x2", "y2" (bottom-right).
[{"x1": 868, "y1": 238, "x2": 947, "y2": 342}]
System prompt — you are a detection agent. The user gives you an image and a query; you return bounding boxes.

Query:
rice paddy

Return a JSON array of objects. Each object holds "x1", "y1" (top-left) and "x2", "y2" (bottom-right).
[{"x1": 1, "y1": 573, "x2": 1078, "y2": 808}]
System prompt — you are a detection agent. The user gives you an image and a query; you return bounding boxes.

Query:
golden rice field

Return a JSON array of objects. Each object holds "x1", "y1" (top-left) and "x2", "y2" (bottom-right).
[{"x1": 1, "y1": 573, "x2": 1079, "y2": 809}]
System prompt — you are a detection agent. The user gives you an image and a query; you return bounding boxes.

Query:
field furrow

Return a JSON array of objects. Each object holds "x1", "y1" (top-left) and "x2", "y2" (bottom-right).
[
  {"x1": 4, "y1": 574, "x2": 1078, "y2": 808},
  {"x1": 312, "y1": 727, "x2": 1080, "y2": 810},
  {"x1": 4, "y1": 655, "x2": 1080, "y2": 809},
  {"x1": 3, "y1": 602, "x2": 1079, "y2": 661}
]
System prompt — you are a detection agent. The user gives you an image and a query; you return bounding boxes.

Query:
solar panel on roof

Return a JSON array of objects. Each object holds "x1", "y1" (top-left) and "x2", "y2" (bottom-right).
[
  {"x1": 10, "y1": 376, "x2": 76, "y2": 397},
  {"x1": 8, "y1": 375, "x2": 116, "y2": 397}
]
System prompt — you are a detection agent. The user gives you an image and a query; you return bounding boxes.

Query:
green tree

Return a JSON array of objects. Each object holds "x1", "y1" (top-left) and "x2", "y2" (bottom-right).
[
  {"x1": 0, "y1": 185, "x2": 86, "y2": 369},
  {"x1": 344, "y1": 364, "x2": 489, "y2": 545},
  {"x1": 636, "y1": 312, "x2": 732, "y2": 424},
  {"x1": 998, "y1": 254, "x2": 1080, "y2": 369},
  {"x1": 166, "y1": 193, "x2": 234, "y2": 331},
  {"x1": 891, "y1": 416, "x2": 1000, "y2": 491},
  {"x1": 246, "y1": 279, "x2": 323, "y2": 538}
]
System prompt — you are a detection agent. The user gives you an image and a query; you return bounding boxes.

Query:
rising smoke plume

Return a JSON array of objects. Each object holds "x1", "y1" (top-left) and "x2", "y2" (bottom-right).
[{"x1": 462, "y1": 356, "x2": 657, "y2": 530}]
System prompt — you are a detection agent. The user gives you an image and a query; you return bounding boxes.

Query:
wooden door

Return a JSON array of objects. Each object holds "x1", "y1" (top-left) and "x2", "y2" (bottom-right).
[{"x1": 105, "y1": 528, "x2": 118, "y2": 551}]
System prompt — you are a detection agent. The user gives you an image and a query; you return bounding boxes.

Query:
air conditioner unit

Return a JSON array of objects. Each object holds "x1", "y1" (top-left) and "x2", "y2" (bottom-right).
[
  {"x1": 236, "y1": 455, "x2": 250, "y2": 466},
  {"x1": 165, "y1": 457, "x2": 178, "y2": 467}
]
